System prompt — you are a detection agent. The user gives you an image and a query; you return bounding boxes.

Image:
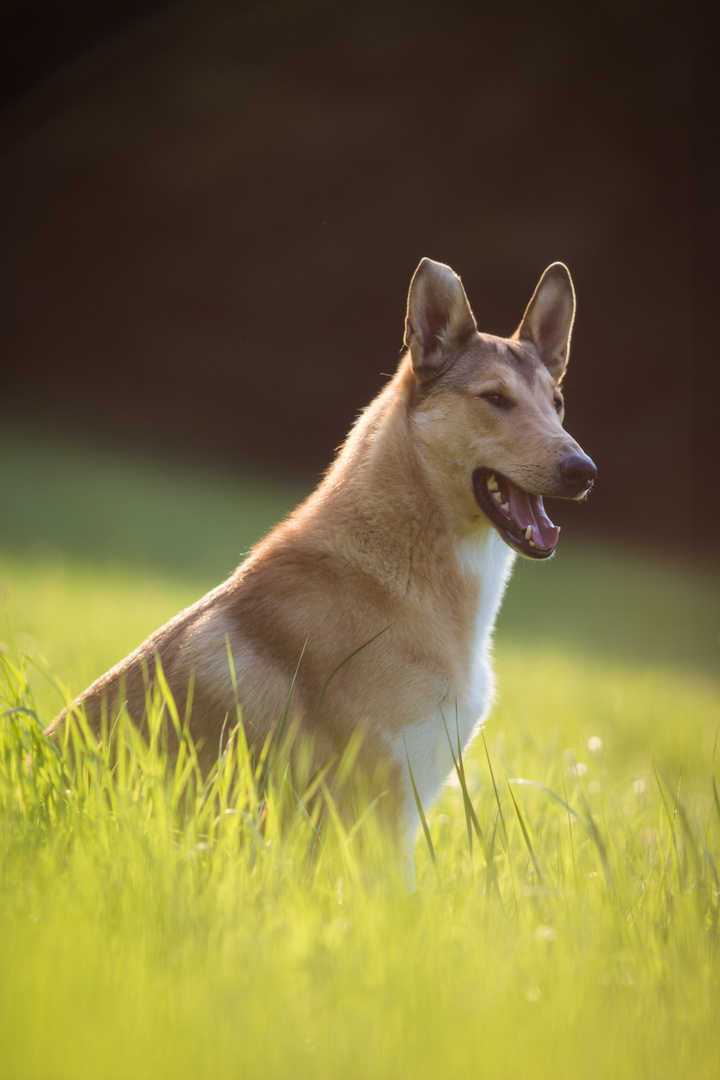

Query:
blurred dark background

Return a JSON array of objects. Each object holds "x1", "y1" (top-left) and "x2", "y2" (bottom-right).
[{"x1": 0, "y1": 0, "x2": 716, "y2": 554}]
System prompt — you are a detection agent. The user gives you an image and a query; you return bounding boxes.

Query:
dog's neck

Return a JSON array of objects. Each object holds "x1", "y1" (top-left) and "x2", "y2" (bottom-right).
[{"x1": 295, "y1": 360, "x2": 513, "y2": 603}]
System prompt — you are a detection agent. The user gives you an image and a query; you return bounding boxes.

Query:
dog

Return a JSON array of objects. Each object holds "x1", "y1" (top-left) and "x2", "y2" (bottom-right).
[{"x1": 46, "y1": 258, "x2": 596, "y2": 885}]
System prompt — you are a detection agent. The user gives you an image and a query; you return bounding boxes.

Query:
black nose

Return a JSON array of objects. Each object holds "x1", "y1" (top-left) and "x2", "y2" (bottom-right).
[{"x1": 559, "y1": 453, "x2": 597, "y2": 496}]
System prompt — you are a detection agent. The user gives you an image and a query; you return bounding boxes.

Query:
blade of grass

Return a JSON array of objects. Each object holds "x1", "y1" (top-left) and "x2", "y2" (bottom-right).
[
  {"x1": 451, "y1": 705, "x2": 473, "y2": 855},
  {"x1": 561, "y1": 772, "x2": 581, "y2": 901},
  {"x1": 403, "y1": 735, "x2": 436, "y2": 868},
  {"x1": 441, "y1": 711, "x2": 500, "y2": 897},
  {"x1": 441, "y1": 710, "x2": 473, "y2": 852},
  {"x1": 505, "y1": 775, "x2": 543, "y2": 886},
  {"x1": 481, "y1": 730, "x2": 516, "y2": 912},
  {"x1": 276, "y1": 634, "x2": 309, "y2": 750},
  {"x1": 481, "y1": 730, "x2": 508, "y2": 846},
  {"x1": 312, "y1": 625, "x2": 392, "y2": 730},
  {"x1": 578, "y1": 787, "x2": 614, "y2": 891},
  {"x1": 653, "y1": 760, "x2": 682, "y2": 879},
  {"x1": 508, "y1": 777, "x2": 587, "y2": 829}
]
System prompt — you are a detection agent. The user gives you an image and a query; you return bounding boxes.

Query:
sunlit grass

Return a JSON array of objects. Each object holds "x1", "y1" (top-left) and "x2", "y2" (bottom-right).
[{"x1": 1, "y1": 430, "x2": 719, "y2": 1079}]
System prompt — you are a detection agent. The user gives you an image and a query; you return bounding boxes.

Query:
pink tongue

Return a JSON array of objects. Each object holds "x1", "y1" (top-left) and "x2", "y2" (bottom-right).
[{"x1": 505, "y1": 482, "x2": 559, "y2": 550}]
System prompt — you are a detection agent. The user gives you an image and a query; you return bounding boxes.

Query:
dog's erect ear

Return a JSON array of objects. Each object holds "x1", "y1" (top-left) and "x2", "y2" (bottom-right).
[
  {"x1": 404, "y1": 258, "x2": 477, "y2": 379},
  {"x1": 515, "y1": 263, "x2": 576, "y2": 383}
]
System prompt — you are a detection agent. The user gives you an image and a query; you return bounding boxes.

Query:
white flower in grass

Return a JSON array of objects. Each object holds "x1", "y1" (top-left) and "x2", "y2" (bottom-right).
[
  {"x1": 633, "y1": 779, "x2": 646, "y2": 795},
  {"x1": 567, "y1": 762, "x2": 588, "y2": 777},
  {"x1": 588, "y1": 736, "x2": 603, "y2": 753}
]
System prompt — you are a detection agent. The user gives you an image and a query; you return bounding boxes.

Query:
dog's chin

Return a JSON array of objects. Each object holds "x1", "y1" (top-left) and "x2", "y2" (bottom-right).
[{"x1": 472, "y1": 467, "x2": 559, "y2": 561}]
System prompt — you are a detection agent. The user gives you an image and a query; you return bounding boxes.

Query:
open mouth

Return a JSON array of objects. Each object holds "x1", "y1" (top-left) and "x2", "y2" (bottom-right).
[{"x1": 472, "y1": 467, "x2": 560, "y2": 560}]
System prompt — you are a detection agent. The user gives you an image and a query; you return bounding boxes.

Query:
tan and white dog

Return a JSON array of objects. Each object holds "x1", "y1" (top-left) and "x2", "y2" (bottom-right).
[{"x1": 47, "y1": 258, "x2": 596, "y2": 884}]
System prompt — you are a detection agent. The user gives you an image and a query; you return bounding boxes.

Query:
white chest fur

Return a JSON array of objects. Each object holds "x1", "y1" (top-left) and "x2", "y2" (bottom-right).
[{"x1": 390, "y1": 528, "x2": 515, "y2": 858}]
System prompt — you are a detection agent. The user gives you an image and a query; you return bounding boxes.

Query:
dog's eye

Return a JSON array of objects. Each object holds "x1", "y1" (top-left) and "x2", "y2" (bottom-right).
[
  {"x1": 479, "y1": 391, "x2": 511, "y2": 409},
  {"x1": 553, "y1": 395, "x2": 564, "y2": 414}
]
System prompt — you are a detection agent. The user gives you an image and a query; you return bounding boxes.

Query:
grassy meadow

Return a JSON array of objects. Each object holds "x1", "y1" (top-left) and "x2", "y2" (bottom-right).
[{"x1": 1, "y1": 428, "x2": 719, "y2": 1080}]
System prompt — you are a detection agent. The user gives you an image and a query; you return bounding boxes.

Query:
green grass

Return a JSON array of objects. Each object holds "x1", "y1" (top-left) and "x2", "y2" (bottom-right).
[{"x1": 1, "y1": 429, "x2": 719, "y2": 1080}]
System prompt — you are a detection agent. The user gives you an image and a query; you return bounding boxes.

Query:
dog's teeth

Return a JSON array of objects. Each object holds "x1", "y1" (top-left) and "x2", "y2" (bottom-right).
[
  {"x1": 524, "y1": 526, "x2": 532, "y2": 540},
  {"x1": 500, "y1": 502, "x2": 510, "y2": 513},
  {"x1": 493, "y1": 490, "x2": 503, "y2": 504},
  {"x1": 528, "y1": 540, "x2": 537, "y2": 548},
  {"x1": 487, "y1": 475, "x2": 499, "y2": 492}
]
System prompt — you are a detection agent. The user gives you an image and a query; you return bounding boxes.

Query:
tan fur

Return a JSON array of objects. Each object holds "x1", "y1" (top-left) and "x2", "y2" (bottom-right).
[{"x1": 46, "y1": 258, "x2": 595, "y2": 882}]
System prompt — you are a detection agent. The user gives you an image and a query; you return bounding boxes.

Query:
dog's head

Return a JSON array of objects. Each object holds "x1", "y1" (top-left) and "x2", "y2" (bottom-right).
[{"x1": 404, "y1": 258, "x2": 597, "y2": 560}]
